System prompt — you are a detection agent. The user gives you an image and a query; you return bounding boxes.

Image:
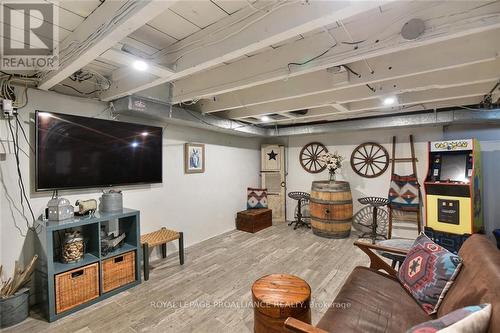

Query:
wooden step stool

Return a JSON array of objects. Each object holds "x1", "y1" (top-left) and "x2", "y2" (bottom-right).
[{"x1": 140, "y1": 227, "x2": 184, "y2": 281}]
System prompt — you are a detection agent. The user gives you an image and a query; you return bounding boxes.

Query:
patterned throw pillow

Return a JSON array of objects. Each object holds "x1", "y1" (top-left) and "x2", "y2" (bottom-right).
[
  {"x1": 247, "y1": 188, "x2": 268, "y2": 209},
  {"x1": 406, "y1": 303, "x2": 491, "y2": 333},
  {"x1": 398, "y1": 233, "x2": 462, "y2": 315},
  {"x1": 388, "y1": 173, "x2": 420, "y2": 211}
]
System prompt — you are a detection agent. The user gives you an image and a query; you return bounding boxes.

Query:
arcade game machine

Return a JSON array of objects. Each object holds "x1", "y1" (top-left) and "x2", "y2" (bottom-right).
[{"x1": 424, "y1": 139, "x2": 483, "y2": 252}]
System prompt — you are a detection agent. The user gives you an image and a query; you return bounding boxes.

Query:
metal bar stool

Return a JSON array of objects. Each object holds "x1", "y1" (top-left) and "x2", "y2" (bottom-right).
[
  {"x1": 357, "y1": 197, "x2": 389, "y2": 244},
  {"x1": 288, "y1": 192, "x2": 311, "y2": 230}
]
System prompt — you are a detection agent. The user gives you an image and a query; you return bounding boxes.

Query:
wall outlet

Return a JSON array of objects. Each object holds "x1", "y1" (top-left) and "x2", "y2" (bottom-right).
[{"x1": 2, "y1": 99, "x2": 14, "y2": 116}]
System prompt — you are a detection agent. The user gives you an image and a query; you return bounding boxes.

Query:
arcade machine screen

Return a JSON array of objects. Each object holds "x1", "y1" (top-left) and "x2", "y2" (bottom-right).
[{"x1": 440, "y1": 153, "x2": 468, "y2": 182}]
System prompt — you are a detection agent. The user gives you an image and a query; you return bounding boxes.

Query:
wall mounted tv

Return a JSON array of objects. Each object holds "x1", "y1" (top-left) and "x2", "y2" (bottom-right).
[{"x1": 36, "y1": 111, "x2": 163, "y2": 191}]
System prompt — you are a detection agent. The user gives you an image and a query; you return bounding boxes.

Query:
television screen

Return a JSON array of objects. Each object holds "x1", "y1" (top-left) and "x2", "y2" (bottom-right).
[
  {"x1": 440, "y1": 153, "x2": 467, "y2": 182},
  {"x1": 36, "y1": 111, "x2": 163, "y2": 191}
]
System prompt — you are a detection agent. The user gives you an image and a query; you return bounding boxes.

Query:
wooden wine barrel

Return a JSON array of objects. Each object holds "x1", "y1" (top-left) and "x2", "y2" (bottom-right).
[{"x1": 309, "y1": 181, "x2": 353, "y2": 238}]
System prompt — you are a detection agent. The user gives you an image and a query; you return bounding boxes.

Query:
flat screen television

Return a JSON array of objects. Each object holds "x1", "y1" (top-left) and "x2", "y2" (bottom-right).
[
  {"x1": 440, "y1": 153, "x2": 468, "y2": 182},
  {"x1": 36, "y1": 111, "x2": 163, "y2": 191}
]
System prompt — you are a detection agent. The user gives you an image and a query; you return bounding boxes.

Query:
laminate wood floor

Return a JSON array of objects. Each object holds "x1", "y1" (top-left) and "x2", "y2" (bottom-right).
[{"x1": 6, "y1": 223, "x2": 368, "y2": 333}]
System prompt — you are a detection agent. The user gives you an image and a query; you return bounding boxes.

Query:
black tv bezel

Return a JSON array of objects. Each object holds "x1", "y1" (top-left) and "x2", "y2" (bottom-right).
[{"x1": 35, "y1": 110, "x2": 163, "y2": 192}]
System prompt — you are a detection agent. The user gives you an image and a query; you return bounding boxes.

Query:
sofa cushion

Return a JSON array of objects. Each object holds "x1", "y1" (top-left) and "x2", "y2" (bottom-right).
[
  {"x1": 247, "y1": 187, "x2": 268, "y2": 209},
  {"x1": 407, "y1": 303, "x2": 491, "y2": 333},
  {"x1": 399, "y1": 233, "x2": 462, "y2": 315},
  {"x1": 438, "y1": 235, "x2": 500, "y2": 333},
  {"x1": 317, "y1": 267, "x2": 430, "y2": 333}
]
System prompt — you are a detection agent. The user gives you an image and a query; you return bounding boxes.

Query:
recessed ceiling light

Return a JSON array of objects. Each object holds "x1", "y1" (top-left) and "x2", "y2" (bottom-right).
[
  {"x1": 141, "y1": 131, "x2": 148, "y2": 136},
  {"x1": 131, "y1": 141, "x2": 139, "y2": 148},
  {"x1": 260, "y1": 115, "x2": 271, "y2": 122},
  {"x1": 133, "y1": 60, "x2": 148, "y2": 71},
  {"x1": 383, "y1": 97, "x2": 396, "y2": 106}
]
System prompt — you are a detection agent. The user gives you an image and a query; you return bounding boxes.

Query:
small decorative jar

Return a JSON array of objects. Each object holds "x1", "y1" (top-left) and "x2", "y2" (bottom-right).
[
  {"x1": 47, "y1": 198, "x2": 74, "y2": 221},
  {"x1": 61, "y1": 230, "x2": 84, "y2": 263}
]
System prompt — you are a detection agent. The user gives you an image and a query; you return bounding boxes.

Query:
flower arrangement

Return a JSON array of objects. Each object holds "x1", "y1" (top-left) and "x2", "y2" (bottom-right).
[{"x1": 318, "y1": 151, "x2": 344, "y2": 182}]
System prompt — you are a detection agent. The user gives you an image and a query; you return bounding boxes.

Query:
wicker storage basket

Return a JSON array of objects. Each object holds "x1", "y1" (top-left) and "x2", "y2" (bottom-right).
[
  {"x1": 102, "y1": 251, "x2": 135, "y2": 293},
  {"x1": 55, "y1": 263, "x2": 99, "y2": 314}
]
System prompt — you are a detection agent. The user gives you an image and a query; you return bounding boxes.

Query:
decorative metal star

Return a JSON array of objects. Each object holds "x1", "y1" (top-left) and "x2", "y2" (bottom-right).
[{"x1": 267, "y1": 150, "x2": 278, "y2": 160}]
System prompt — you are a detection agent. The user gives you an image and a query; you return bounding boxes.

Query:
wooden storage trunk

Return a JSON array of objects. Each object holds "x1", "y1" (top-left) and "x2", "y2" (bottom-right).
[
  {"x1": 102, "y1": 251, "x2": 136, "y2": 293},
  {"x1": 236, "y1": 209, "x2": 272, "y2": 233},
  {"x1": 55, "y1": 263, "x2": 99, "y2": 314}
]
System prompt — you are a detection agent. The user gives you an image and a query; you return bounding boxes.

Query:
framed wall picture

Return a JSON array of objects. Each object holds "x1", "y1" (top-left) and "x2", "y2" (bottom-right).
[{"x1": 184, "y1": 143, "x2": 205, "y2": 174}]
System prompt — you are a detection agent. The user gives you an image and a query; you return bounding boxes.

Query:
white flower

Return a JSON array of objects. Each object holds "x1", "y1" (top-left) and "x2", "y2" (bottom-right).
[{"x1": 318, "y1": 151, "x2": 344, "y2": 173}]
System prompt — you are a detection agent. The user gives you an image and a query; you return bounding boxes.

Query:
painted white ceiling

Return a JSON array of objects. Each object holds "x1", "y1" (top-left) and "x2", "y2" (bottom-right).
[{"x1": 3, "y1": 0, "x2": 499, "y2": 126}]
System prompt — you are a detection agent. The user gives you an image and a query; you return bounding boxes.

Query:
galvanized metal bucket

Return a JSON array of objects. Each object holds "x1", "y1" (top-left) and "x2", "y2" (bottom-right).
[
  {"x1": 99, "y1": 190, "x2": 123, "y2": 212},
  {"x1": 0, "y1": 288, "x2": 29, "y2": 328}
]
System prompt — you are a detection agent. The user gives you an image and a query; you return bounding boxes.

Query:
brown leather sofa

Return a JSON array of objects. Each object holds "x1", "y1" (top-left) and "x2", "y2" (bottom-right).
[{"x1": 285, "y1": 234, "x2": 500, "y2": 333}]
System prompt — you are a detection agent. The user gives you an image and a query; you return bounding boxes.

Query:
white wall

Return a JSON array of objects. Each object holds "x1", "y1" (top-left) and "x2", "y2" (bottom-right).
[
  {"x1": 0, "y1": 89, "x2": 261, "y2": 275},
  {"x1": 2, "y1": 88, "x2": 499, "y2": 278},
  {"x1": 284, "y1": 127, "x2": 444, "y2": 237}
]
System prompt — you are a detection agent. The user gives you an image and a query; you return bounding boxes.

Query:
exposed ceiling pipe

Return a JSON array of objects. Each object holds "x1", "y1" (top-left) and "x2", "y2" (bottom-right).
[
  {"x1": 112, "y1": 95, "x2": 267, "y2": 137},
  {"x1": 113, "y1": 95, "x2": 500, "y2": 137},
  {"x1": 268, "y1": 108, "x2": 500, "y2": 137}
]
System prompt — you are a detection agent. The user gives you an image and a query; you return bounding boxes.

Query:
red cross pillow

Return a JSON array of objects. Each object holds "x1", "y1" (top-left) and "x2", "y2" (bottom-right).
[{"x1": 398, "y1": 233, "x2": 463, "y2": 315}]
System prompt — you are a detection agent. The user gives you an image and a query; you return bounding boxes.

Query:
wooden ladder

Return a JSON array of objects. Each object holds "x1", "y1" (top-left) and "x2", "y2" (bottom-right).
[{"x1": 388, "y1": 135, "x2": 422, "y2": 239}]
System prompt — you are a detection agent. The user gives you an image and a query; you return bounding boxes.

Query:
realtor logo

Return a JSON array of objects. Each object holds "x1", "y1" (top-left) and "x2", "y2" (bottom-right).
[{"x1": 0, "y1": 1, "x2": 58, "y2": 70}]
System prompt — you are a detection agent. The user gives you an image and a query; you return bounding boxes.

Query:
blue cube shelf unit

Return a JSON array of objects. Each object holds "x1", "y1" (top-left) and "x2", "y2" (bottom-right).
[{"x1": 34, "y1": 208, "x2": 141, "y2": 322}]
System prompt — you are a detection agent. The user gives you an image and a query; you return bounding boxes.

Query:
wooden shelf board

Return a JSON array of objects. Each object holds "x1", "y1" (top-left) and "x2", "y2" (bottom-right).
[
  {"x1": 53, "y1": 253, "x2": 99, "y2": 274},
  {"x1": 102, "y1": 243, "x2": 137, "y2": 260}
]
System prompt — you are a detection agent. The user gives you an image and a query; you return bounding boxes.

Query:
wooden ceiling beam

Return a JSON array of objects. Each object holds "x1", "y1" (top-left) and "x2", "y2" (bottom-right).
[
  {"x1": 302, "y1": 97, "x2": 486, "y2": 124},
  {"x1": 219, "y1": 58, "x2": 500, "y2": 118},
  {"x1": 38, "y1": 0, "x2": 178, "y2": 90},
  {"x1": 171, "y1": 1, "x2": 500, "y2": 103},
  {"x1": 100, "y1": 48, "x2": 174, "y2": 80},
  {"x1": 99, "y1": 0, "x2": 387, "y2": 101},
  {"x1": 257, "y1": 83, "x2": 492, "y2": 125},
  {"x1": 161, "y1": 0, "x2": 386, "y2": 71},
  {"x1": 197, "y1": 31, "x2": 500, "y2": 113},
  {"x1": 346, "y1": 81, "x2": 493, "y2": 113},
  {"x1": 272, "y1": 96, "x2": 481, "y2": 125}
]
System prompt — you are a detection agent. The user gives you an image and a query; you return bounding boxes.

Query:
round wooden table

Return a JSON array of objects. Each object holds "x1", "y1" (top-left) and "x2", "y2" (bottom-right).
[{"x1": 252, "y1": 274, "x2": 311, "y2": 333}]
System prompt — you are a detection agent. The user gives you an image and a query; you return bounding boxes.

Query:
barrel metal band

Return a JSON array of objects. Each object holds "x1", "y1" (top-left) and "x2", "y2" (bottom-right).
[
  {"x1": 310, "y1": 216, "x2": 353, "y2": 223},
  {"x1": 312, "y1": 229, "x2": 351, "y2": 239},
  {"x1": 311, "y1": 187, "x2": 351, "y2": 193},
  {"x1": 309, "y1": 198, "x2": 353, "y2": 205}
]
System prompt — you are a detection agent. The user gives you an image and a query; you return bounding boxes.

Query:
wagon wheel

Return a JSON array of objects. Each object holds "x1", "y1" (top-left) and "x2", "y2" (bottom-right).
[
  {"x1": 350, "y1": 142, "x2": 389, "y2": 178},
  {"x1": 299, "y1": 142, "x2": 328, "y2": 174}
]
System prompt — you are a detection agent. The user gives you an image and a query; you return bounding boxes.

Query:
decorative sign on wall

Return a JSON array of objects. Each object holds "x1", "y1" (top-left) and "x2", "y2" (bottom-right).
[
  {"x1": 350, "y1": 142, "x2": 389, "y2": 178},
  {"x1": 261, "y1": 144, "x2": 286, "y2": 222},
  {"x1": 261, "y1": 144, "x2": 282, "y2": 171},
  {"x1": 299, "y1": 142, "x2": 328, "y2": 174},
  {"x1": 184, "y1": 143, "x2": 205, "y2": 174},
  {"x1": 431, "y1": 139, "x2": 473, "y2": 152}
]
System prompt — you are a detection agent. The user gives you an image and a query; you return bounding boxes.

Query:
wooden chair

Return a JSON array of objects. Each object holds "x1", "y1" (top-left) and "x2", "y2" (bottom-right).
[{"x1": 140, "y1": 227, "x2": 184, "y2": 281}]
